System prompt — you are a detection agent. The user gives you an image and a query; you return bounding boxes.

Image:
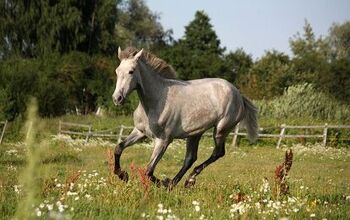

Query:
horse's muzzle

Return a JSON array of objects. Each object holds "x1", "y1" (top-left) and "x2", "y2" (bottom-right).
[{"x1": 113, "y1": 94, "x2": 125, "y2": 106}]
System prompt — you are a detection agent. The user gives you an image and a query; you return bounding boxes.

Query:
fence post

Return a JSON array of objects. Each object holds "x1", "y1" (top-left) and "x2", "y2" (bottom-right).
[
  {"x1": 85, "y1": 125, "x2": 92, "y2": 143},
  {"x1": 232, "y1": 124, "x2": 240, "y2": 148},
  {"x1": 323, "y1": 123, "x2": 328, "y2": 147},
  {"x1": 117, "y1": 125, "x2": 124, "y2": 143},
  {"x1": 0, "y1": 120, "x2": 8, "y2": 144},
  {"x1": 276, "y1": 124, "x2": 286, "y2": 149},
  {"x1": 58, "y1": 120, "x2": 62, "y2": 135}
]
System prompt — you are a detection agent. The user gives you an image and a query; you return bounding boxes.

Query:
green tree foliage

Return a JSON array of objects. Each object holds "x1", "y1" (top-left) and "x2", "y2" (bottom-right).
[
  {"x1": 320, "y1": 58, "x2": 350, "y2": 104},
  {"x1": 163, "y1": 11, "x2": 230, "y2": 80},
  {"x1": 0, "y1": 0, "x2": 171, "y2": 120},
  {"x1": 1, "y1": 2, "x2": 350, "y2": 120},
  {"x1": 289, "y1": 20, "x2": 331, "y2": 84},
  {"x1": 224, "y1": 48, "x2": 253, "y2": 84},
  {"x1": 328, "y1": 21, "x2": 350, "y2": 60},
  {"x1": 289, "y1": 20, "x2": 350, "y2": 104},
  {"x1": 0, "y1": 0, "x2": 119, "y2": 57},
  {"x1": 0, "y1": 58, "x2": 40, "y2": 120},
  {"x1": 116, "y1": 0, "x2": 172, "y2": 49},
  {"x1": 242, "y1": 50, "x2": 293, "y2": 100}
]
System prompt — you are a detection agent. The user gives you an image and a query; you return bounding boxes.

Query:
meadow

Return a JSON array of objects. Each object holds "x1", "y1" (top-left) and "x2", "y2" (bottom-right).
[{"x1": 0, "y1": 110, "x2": 349, "y2": 220}]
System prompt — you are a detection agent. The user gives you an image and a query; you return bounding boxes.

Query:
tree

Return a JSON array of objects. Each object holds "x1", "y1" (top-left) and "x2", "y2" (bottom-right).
[
  {"x1": 182, "y1": 11, "x2": 225, "y2": 55},
  {"x1": 328, "y1": 21, "x2": 350, "y2": 60},
  {"x1": 289, "y1": 20, "x2": 330, "y2": 84},
  {"x1": 242, "y1": 50, "x2": 293, "y2": 100},
  {"x1": 116, "y1": 0, "x2": 172, "y2": 50},
  {"x1": 224, "y1": 48, "x2": 253, "y2": 84},
  {"x1": 163, "y1": 10, "x2": 230, "y2": 80},
  {"x1": 322, "y1": 21, "x2": 350, "y2": 103},
  {"x1": 0, "y1": 0, "x2": 119, "y2": 58},
  {"x1": 319, "y1": 58, "x2": 350, "y2": 104}
]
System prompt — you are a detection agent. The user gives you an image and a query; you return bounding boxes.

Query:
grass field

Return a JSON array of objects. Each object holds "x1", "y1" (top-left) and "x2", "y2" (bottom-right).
[
  {"x1": 0, "y1": 110, "x2": 349, "y2": 219},
  {"x1": 1, "y1": 133, "x2": 349, "y2": 219}
]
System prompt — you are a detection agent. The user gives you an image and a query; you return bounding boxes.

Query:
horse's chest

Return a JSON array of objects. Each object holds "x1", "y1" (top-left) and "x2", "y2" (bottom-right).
[{"x1": 147, "y1": 111, "x2": 176, "y2": 138}]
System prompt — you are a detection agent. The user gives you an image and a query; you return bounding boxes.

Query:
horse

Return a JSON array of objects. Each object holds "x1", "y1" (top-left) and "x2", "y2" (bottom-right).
[{"x1": 112, "y1": 47, "x2": 258, "y2": 189}]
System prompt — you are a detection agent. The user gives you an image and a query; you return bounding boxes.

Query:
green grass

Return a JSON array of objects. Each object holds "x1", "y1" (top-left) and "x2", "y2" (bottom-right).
[
  {"x1": 0, "y1": 134, "x2": 349, "y2": 219},
  {"x1": 0, "y1": 112, "x2": 349, "y2": 219}
]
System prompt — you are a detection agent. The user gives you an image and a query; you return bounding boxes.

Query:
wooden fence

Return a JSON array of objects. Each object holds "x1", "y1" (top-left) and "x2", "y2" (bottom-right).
[
  {"x1": 0, "y1": 120, "x2": 8, "y2": 144},
  {"x1": 58, "y1": 121, "x2": 133, "y2": 143},
  {"x1": 232, "y1": 123, "x2": 350, "y2": 148},
  {"x1": 58, "y1": 121, "x2": 350, "y2": 148}
]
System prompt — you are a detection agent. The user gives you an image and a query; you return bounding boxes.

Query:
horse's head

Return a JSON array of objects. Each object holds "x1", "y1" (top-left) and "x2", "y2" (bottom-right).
[{"x1": 112, "y1": 47, "x2": 143, "y2": 106}]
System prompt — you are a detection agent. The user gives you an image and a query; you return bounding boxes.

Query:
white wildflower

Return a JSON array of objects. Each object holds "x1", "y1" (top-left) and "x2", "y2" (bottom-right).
[
  {"x1": 67, "y1": 191, "x2": 78, "y2": 196},
  {"x1": 260, "y1": 178, "x2": 270, "y2": 194},
  {"x1": 47, "y1": 204, "x2": 53, "y2": 211},
  {"x1": 85, "y1": 194, "x2": 92, "y2": 200},
  {"x1": 13, "y1": 185, "x2": 22, "y2": 194},
  {"x1": 255, "y1": 202, "x2": 261, "y2": 209},
  {"x1": 194, "y1": 205, "x2": 200, "y2": 212},
  {"x1": 35, "y1": 208, "x2": 42, "y2": 217},
  {"x1": 199, "y1": 214, "x2": 206, "y2": 220},
  {"x1": 230, "y1": 202, "x2": 247, "y2": 216},
  {"x1": 310, "y1": 213, "x2": 316, "y2": 218},
  {"x1": 58, "y1": 205, "x2": 64, "y2": 213},
  {"x1": 6, "y1": 149, "x2": 18, "y2": 155},
  {"x1": 192, "y1": 200, "x2": 200, "y2": 212},
  {"x1": 192, "y1": 200, "x2": 200, "y2": 206},
  {"x1": 288, "y1": 197, "x2": 296, "y2": 203}
]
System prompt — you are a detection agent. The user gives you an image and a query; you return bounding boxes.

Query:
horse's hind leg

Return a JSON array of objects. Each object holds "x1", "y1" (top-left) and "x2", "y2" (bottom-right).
[
  {"x1": 184, "y1": 126, "x2": 230, "y2": 188},
  {"x1": 115, "y1": 128, "x2": 145, "y2": 181},
  {"x1": 165, "y1": 135, "x2": 201, "y2": 189}
]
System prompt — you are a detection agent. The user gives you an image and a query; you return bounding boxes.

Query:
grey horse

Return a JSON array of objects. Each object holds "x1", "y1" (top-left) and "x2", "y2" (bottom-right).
[{"x1": 112, "y1": 47, "x2": 258, "y2": 189}]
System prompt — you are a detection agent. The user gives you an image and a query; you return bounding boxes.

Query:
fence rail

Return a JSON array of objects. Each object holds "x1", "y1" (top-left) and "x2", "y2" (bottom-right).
[
  {"x1": 58, "y1": 121, "x2": 350, "y2": 148},
  {"x1": 58, "y1": 121, "x2": 134, "y2": 143},
  {"x1": 232, "y1": 123, "x2": 350, "y2": 148},
  {"x1": 0, "y1": 120, "x2": 8, "y2": 144}
]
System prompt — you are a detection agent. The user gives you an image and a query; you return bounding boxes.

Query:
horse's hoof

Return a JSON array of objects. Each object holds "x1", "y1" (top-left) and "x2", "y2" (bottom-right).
[
  {"x1": 161, "y1": 178, "x2": 171, "y2": 188},
  {"x1": 116, "y1": 170, "x2": 129, "y2": 182},
  {"x1": 184, "y1": 178, "x2": 196, "y2": 188}
]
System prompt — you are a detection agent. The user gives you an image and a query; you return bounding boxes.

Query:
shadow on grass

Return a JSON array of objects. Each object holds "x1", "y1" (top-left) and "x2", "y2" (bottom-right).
[
  {"x1": 42, "y1": 154, "x2": 82, "y2": 164},
  {"x1": 0, "y1": 159, "x2": 26, "y2": 166}
]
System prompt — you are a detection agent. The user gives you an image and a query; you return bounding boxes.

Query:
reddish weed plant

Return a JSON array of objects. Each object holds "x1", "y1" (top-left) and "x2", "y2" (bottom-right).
[{"x1": 274, "y1": 149, "x2": 293, "y2": 196}]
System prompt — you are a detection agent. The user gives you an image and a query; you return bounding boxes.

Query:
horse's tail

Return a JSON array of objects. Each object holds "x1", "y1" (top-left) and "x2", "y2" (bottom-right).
[{"x1": 241, "y1": 95, "x2": 258, "y2": 143}]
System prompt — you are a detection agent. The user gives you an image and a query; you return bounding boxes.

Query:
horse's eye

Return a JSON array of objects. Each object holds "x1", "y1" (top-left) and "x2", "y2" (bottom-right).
[{"x1": 129, "y1": 70, "x2": 134, "y2": 74}]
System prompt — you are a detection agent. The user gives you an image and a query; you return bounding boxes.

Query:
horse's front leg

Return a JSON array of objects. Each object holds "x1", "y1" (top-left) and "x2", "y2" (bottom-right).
[
  {"x1": 115, "y1": 128, "x2": 145, "y2": 181},
  {"x1": 146, "y1": 138, "x2": 171, "y2": 186}
]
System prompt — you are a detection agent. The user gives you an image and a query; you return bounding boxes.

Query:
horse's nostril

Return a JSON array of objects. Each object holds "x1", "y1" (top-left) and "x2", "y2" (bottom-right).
[{"x1": 117, "y1": 96, "x2": 123, "y2": 102}]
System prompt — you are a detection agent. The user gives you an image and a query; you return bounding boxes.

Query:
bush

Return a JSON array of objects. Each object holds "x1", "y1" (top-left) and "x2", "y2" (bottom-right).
[
  {"x1": 256, "y1": 83, "x2": 350, "y2": 122},
  {"x1": 0, "y1": 53, "x2": 141, "y2": 120}
]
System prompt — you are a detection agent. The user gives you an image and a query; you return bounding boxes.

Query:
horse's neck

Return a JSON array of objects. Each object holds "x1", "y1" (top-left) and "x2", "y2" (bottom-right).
[{"x1": 137, "y1": 62, "x2": 168, "y2": 112}]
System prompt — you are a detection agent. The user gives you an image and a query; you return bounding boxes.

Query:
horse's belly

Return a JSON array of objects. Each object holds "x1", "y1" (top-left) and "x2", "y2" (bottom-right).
[{"x1": 172, "y1": 108, "x2": 218, "y2": 138}]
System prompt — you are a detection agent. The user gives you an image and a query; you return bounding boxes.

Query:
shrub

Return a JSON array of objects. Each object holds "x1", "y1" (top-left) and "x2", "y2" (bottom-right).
[{"x1": 256, "y1": 83, "x2": 350, "y2": 121}]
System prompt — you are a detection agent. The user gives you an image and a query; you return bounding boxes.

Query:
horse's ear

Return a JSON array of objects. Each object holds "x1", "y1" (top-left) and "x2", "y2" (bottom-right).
[
  {"x1": 134, "y1": 48, "x2": 143, "y2": 60},
  {"x1": 117, "y1": 47, "x2": 122, "y2": 60}
]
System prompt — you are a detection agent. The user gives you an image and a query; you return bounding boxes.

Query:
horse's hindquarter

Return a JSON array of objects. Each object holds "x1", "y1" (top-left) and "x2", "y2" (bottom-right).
[{"x1": 167, "y1": 78, "x2": 237, "y2": 138}]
